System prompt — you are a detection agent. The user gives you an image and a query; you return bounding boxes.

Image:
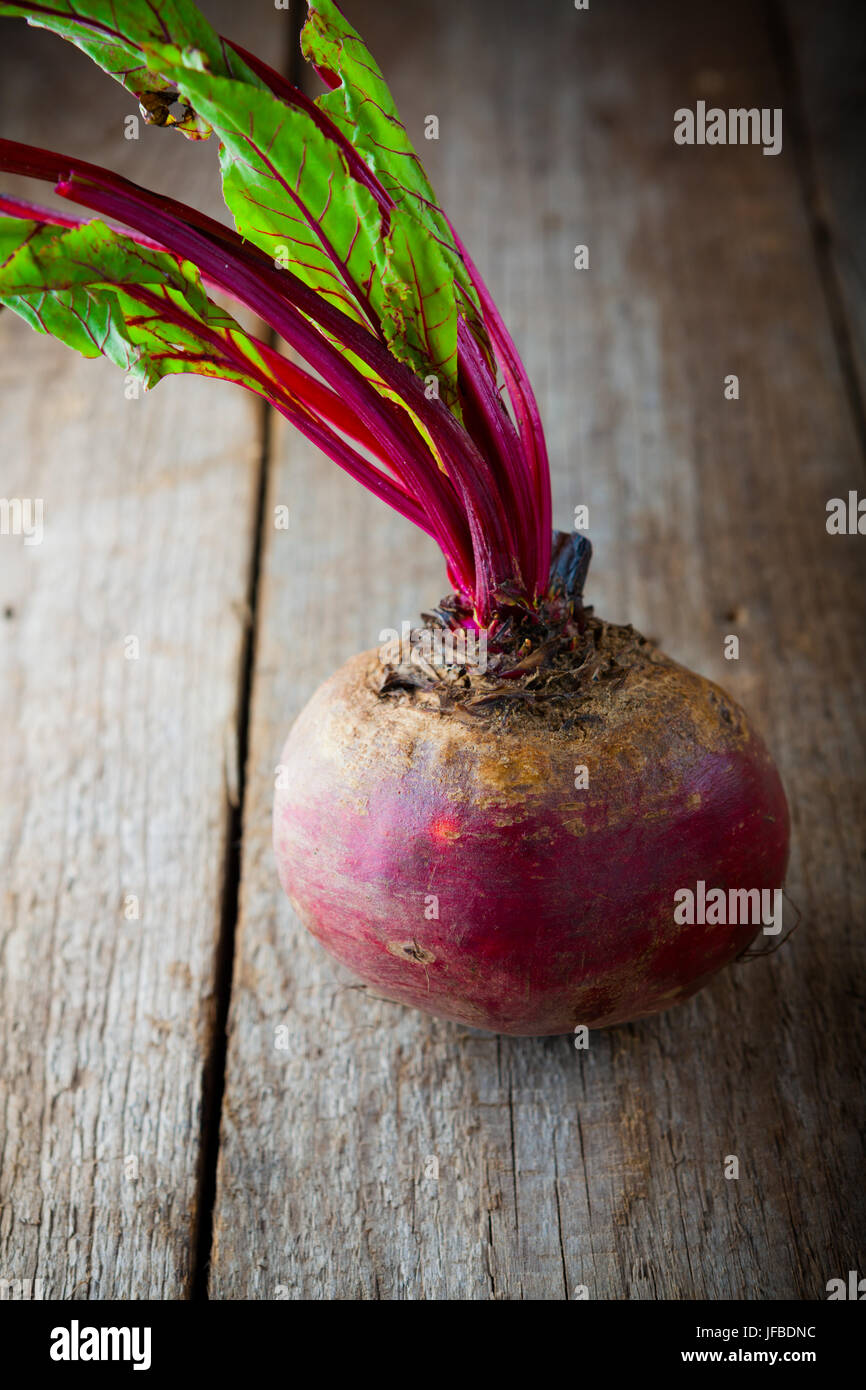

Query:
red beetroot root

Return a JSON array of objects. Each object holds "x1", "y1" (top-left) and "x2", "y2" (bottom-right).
[{"x1": 273, "y1": 631, "x2": 789, "y2": 1036}]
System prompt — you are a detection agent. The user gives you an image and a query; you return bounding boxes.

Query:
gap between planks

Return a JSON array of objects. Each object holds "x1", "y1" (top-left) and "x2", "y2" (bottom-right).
[
  {"x1": 188, "y1": 2, "x2": 303, "y2": 1302},
  {"x1": 190, "y1": 394, "x2": 272, "y2": 1301}
]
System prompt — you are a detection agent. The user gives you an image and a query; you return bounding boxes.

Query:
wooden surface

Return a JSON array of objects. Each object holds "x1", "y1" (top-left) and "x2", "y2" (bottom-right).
[
  {"x1": 782, "y1": 0, "x2": 866, "y2": 416},
  {"x1": 0, "y1": 1, "x2": 282, "y2": 1299},
  {"x1": 1, "y1": 0, "x2": 864, "y2": 1300}
]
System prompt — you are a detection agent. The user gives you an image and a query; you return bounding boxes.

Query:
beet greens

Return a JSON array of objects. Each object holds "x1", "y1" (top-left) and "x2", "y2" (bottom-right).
[{"x1": 0, "y1": 0, "x2": 552, "y2": 622}]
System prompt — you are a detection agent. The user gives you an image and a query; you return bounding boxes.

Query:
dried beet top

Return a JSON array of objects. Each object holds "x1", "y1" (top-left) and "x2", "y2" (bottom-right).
[{"x1": 376, "y1": 607, "x2": 669, "y2": 736}]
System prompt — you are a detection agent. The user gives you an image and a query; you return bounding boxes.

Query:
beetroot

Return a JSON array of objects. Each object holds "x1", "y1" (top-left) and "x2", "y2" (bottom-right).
[{"x1": 274, "y1": 608, "x2": 789, "y2": 1036}]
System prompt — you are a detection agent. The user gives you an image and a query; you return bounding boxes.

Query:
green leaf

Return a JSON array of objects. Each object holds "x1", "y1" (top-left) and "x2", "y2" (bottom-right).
[
  {"x1": 146, "y1": 50, "x2": 465, "y2": 407},
  {"x1": 302, "y1": 1, "x2": 486, "y2": 340},
  {"x1": 0, "y1": 0, "x2": 486, "y2": 412},
  {"x1": 147, "y1": 61, "x2": 387, "y2": 331},
  {"x1": 0, "y1": 1, "x2": 253, "y2": 138},
  {"x1": 302, "y1": 1, "x2": 451, "y2": 242},
  {"x1": 0, "y1": 215, "x2": 274, "y2": 392}
]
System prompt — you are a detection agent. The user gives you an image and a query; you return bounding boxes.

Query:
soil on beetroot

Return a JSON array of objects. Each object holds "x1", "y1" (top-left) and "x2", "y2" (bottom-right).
[{"x1": 375, "y1": 603, "x2": 681, "y2": 739}]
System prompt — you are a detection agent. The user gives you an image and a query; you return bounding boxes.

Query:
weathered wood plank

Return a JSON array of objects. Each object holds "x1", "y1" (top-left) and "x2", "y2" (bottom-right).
[
  {"x1": 211, "y1": 0, "x2": 865, "y2": 1298},
  {"x1": 0, "y1": 1, "x2": 286, "y2": 1298},
  {"x1": 783, "y1": 0, "x2": 866, "y2": 413}
]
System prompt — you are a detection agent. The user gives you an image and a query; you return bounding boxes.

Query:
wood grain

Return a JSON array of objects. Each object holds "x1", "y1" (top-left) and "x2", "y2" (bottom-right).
[
  {"x1": 782, "y1": 0, "x2": 866, "y2": 414},
  {"x1": 210, "y1": 0, "x2": 865, "y2": 1299},
  {"x1": 0, "y1": 1, "x2": 286, "y2": 1298}
]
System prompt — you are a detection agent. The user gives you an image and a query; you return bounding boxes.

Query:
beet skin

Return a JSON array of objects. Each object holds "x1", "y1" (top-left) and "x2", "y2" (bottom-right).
[{"x1": 273, "y1": 639, "x2": 789, "y2": 1035}]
